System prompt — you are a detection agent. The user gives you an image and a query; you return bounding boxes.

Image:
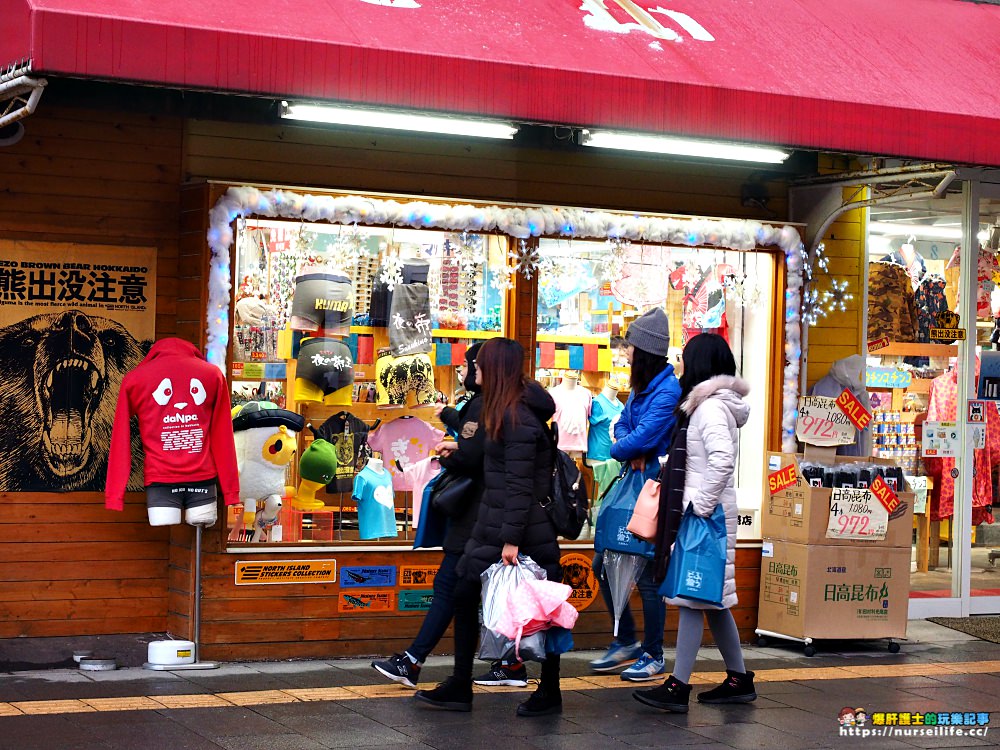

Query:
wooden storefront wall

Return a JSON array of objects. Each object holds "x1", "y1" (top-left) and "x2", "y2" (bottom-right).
[
  {"x1": 0, "y1": 103, "x2": 183, "y2": 639},
  {"x1": 0, "y1": 94, "x2": 790, "y2": 657}
]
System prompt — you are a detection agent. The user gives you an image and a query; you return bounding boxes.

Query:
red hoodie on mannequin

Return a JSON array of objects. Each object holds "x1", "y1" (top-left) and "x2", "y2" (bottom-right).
[{"x1": 105, "y1": 338, "x2": 240, "y2": 511}]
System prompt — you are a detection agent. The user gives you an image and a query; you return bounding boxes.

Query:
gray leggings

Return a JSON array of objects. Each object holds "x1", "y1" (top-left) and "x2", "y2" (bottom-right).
[{"x1": 672, "y1": 606, "x2": 746, "y2": 683}]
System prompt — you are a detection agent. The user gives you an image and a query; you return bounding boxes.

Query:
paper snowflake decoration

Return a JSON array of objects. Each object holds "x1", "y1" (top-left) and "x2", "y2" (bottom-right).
[
  {"x1": 597, "y1": 238, "x2": 628, "y2": 283},
  {"x1": 490, "y1": 264, "x2": 515, "y2": 292},
  {"x1": 512, "y1": 240, "x2": 541, "y2": 279},
  {"x1": 723, "y1": 271, "x2": 761, "y2": 309},
  {"x1": 379, "y1": 252, "x2": 404, "y2": 291},
  {"x1": 342, "y1": 225, "x2": 373, "y2": 261},
  {"x1": 457, "y1": 232, "x2": 487, "y2": 267}
]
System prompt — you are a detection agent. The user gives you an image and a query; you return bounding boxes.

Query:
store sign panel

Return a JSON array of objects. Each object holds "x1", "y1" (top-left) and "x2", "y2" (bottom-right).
[
  {"x1": 561, "y1": 553, "x2": 599, "y2": 612},
  {"x1": 827, "y1": 488, "x2": 889, "y2": 541},
  {"x1": 865, "y1": 368, "x2": 911, "y2": 389},
  {"x1": 796, "y1": 396, "x2": 855, "y2": 446},
  {"x1": 922, "y1": 421, "x2": 959, "y2": 458},
  {"x1": 235, "y1": 560, "x2": 337, "y2": 585},
  {"x1": 768, "y1": 464, "x2": 798, "y2": 495}
]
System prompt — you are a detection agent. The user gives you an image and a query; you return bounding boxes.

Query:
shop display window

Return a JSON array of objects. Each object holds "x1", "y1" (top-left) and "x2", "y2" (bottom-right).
[
  {"x1": 533, "y1": 238, "x2": 777, "y2": 538},
  {"x1": 226, "y1": 219, "x2": 510, "y2": 546}
]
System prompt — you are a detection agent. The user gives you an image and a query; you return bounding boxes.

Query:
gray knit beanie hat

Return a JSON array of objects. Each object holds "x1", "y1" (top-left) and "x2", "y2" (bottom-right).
[{"x1": 625, "y1": 307, "x2": 671, "y2": 357}]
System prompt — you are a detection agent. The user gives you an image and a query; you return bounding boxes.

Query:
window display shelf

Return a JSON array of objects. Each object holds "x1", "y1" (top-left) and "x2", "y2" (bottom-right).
[{"x1": 879, "y1": 342, "x2": 958, "y2": 357}]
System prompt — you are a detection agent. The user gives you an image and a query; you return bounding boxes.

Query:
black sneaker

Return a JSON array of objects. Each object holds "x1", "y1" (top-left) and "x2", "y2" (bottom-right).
[
  {"x1": 413, "y1": 676, "x2": 473, "y2": 712},
  {"x1": 371, "y1": 653, "x2": 421, "y2": 689},
  {"x1": 473, "y1": 661, "x2": 528, "y2": 687},
  {"x1": 516, "y1": 687, "x2": 562, "y2": 717},
  {"x1": 697, "y1": 670, "x2": 757, "y2": 704},
  {"x1": 632, "y1": 675, "x2": 692, "y2": 713}
]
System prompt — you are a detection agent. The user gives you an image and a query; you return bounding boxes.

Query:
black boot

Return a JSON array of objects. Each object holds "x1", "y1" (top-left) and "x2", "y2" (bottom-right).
[
  {"x1": 697, "y1": 670, "x2": 757, "y2": 704},
  {"x1": 517, "y1": 687, "x2": 562, "y2": 717},
  {"x1": 632, "y1": 675, "x2": 691, "y2": 713},
  {"x1": 413, "y1": 676, "x2": 473, "y2": 712},
  {"x1": 518, "y1": 654, "x2": 562, "y2": 717}
]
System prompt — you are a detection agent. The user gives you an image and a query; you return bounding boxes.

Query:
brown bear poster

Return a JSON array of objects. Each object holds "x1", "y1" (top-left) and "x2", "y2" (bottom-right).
[{"x1": 0, "y1": 241, "x2": 157, "y2": 493}]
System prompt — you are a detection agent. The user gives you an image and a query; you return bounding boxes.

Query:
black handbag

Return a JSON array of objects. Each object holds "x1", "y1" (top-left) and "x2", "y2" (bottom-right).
[{"x1": 429, "y1": 468, "x2": 475, "y2": 518}]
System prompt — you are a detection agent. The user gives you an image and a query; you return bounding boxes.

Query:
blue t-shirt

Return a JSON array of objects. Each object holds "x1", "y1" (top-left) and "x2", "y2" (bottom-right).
[
  {"x1": 588, "y1": 393, "x2": 624, "y2": 461},
  {"x1": 353, "y1": 465, "x2": 398, "y2": 540}
]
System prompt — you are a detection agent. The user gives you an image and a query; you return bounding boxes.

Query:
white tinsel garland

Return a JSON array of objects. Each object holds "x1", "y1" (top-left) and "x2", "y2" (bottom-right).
[{"x1": 206, "y1": 186, "x2": 804, "y2": 451}]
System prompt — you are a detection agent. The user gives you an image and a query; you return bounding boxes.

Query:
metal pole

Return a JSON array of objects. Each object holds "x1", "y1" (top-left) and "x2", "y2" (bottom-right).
[{"x1": 193, "y1": 524, "x2": 202, "y2": 658}]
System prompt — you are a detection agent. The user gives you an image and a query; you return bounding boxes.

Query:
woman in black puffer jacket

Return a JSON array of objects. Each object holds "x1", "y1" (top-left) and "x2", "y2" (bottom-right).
[{"x1": 415, "y1": 337, "x2": 561, "y2": 717}]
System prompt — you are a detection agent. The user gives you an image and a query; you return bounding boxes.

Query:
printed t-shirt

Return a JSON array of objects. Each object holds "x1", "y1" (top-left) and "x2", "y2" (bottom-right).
[
  {"x1": 549, "y1": 383, "x2": 593, "y2": 453},
  {"x1": 315, "y1": 412, "x2": 371, "y2": 494},
  {"x1": 402, "y1": 456, "x2": 442, "y2": 529},
  {"x1": 353, "y1": 465, "x2": 398, "y2": 540},
  {"x1": 588, "y1": 393, "x2": 624, "y2": 461},
  {"x1": 367, "y1": 417, "x2": 445, "y2": 491}
]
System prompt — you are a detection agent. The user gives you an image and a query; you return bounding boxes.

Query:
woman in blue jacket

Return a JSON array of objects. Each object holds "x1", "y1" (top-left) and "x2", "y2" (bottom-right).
[{"x1": 591, "y1": 307, "x2": 681, "y2": 681}]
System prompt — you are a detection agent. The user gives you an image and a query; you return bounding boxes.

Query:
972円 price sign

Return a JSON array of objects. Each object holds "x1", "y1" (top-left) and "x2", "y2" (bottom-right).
[
  {"x1": 796, "y1": 396, "x2": 856, "y2": 446},
  {"x1": 826, "y1": 487, "x2": 889, "y2": 541}
]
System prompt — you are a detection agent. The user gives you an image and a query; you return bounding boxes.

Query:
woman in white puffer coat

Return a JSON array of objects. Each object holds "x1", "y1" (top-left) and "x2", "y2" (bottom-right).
[{"x1": 633, "y1": 333, "x2": 755, "y2": 713}]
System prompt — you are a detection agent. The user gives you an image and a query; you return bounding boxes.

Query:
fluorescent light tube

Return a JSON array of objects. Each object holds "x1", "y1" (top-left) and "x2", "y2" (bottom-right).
[
  {"x1": 582, "y1": 129, "x2": 789, "y2": 163},
  {"x1": 868, "y1": 222, "x2": 963, "y2": 240},
  {"x1": 281, "y1": 102, "x2": 517, "y2": 139}
]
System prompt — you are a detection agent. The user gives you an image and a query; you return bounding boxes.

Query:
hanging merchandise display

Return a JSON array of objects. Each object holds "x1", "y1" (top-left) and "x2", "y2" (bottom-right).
[
  {"x1": 352, "y1": 459, "x2": 398, "y2": 540},
  {"x1": 366, "y1": 416, "x2": 445, "y2": 492}
]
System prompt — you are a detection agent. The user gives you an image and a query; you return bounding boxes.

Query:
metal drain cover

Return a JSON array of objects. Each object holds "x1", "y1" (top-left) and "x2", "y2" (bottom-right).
[{"x1": 78, "y1": 658, "x2": 117, "y2": 671}]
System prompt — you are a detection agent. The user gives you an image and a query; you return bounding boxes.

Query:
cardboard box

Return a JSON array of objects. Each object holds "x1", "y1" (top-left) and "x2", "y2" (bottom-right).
[
  {"x1": 762, "y1": 453, "x2": 914, "y2": 547},
  {"x1": 757, "y1": 539, "x2": 909, "y2": 640}
]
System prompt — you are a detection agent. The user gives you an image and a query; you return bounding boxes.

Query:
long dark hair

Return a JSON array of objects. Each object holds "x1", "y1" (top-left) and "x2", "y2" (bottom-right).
[
  {"x1": 478, "y1": 337, "x2": 526, "y2": 440},
  {"x1": 678, "y1": 333, "x2": 737, "y2": 405},
  {"x1": 630, "y1": 346, "x2": 669, "y2": 394}
]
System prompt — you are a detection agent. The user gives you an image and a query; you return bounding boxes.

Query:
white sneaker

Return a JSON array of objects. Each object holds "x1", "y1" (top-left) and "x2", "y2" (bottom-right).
[{"x1": 620, "y1": 653, "x2": 666, "y2": 682}]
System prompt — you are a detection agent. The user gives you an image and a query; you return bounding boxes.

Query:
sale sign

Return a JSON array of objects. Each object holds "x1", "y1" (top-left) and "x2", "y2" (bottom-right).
[
  {"x1": 768, "y1": 464, "x2": 798, "y2": 495},
  {"x1": 836, "y1": 388, "x2": 872, "y2": 431},
  {"x1": 796, "y1": 396, "x2": 856, "y2": 446},
  {"x1": 826, "y1": 487, "x2": 889, "y2": 541},
  {"x1": 870, "y1": 474, "x2": 900, "y2": 515}
]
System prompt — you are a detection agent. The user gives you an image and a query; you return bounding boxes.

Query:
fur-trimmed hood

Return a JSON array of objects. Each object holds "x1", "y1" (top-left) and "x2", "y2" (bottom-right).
[{"x1": 680, "y1": 375, "x2": 751, "y2": 427}]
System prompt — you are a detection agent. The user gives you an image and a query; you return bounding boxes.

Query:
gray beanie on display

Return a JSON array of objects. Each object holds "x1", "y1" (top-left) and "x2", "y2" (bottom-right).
[{"x1": 625, "y1": 307, "x2": 671, "y2": 357}]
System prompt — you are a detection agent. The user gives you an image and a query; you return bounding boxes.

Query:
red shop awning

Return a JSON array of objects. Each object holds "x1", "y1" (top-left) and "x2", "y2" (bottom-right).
[{"x1": 4, "y1": 0, "x2": 1000, "y2": 166}]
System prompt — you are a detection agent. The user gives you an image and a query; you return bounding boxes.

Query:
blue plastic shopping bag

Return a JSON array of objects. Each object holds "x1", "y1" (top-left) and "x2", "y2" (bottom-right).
[
  {"x1": 594, "y1": 466, "x2": 656, "y2": 559},
  {"x1": 412, "y1": 471, "x2": 447, "y2": 549},
  {"x1": 658, "y1": 504, "x2": 727, "y2": 606}
]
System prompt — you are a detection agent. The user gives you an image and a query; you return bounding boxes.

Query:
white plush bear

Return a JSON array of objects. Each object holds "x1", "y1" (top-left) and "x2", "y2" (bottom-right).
[{"x1": 231, "y1": 401, "x2": 305, "y2": 542}]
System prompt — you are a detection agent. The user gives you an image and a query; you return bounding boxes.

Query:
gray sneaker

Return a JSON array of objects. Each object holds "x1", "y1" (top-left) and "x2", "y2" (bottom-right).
[{"x1": 589, "y1": 641, "x2": 642, "y2": 672}]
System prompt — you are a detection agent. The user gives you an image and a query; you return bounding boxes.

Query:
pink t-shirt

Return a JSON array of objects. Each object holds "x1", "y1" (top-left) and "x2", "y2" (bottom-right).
[
  {"x1": 402, "y1": 456, "x2": 443, "y2": 528},
  {"x1": 367, "y1": 417, "x2": 445, "y2": 491},
  {"x1": 550, "y1": 383, "x2": 592, "y2": 453}
]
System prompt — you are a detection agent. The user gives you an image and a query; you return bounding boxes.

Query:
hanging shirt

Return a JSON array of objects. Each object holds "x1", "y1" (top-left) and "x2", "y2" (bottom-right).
[
  {"x1": 550, "y1": 382, "x2": 592, "y2": 452},
  {"x1": 367, "y1": 417, "x2": 445, "y2": 491},
  {"x1": 588, "y1": 392, "x2": 623, "y2": 461},
  {"x1": 353, "y1": 465, "x2": 398, "y2": 540},
  {"x1": 315, "y1": 412, "x2": 372, "y2": 494},
  {"x1": 924, "y1": 366, "x2": 998, "y2": 525},
  {"x1": 402, "y1": 456, "x2": 443, "y2": 529}
]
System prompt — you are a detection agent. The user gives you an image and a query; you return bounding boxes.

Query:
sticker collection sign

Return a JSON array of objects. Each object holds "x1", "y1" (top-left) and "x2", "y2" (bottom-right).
[
  {"x1": 826, "y1": 488, "x2": 889, "y2": 541},
  {"x1": 796, "y1": 396, "x2": 856, "y2": 446},
  {"x1": 398, "y1": 566, "x2": 438, "y2": 587},
  {"x1": 339, "y1": 590, "x2": 394, "y2": 612},
  {"x1": 398, "y1": 590, "x2": 435, "y2": 611},
  {"x1": 340, "y1": 566, "x2": 396, "y2": 588},
  {"x1": 235, "y1": 560, "x2": 337, "y2": 585}
]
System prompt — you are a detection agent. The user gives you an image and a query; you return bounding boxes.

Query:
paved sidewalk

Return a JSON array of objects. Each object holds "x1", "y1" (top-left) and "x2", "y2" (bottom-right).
[{"x1": 1, "y1": 621, "x2": 998, "y2": 750}]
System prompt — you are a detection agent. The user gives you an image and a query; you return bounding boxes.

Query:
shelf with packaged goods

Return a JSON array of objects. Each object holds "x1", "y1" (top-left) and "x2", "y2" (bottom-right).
[
  {"x1": 535, "y1": 333, "x2": 610, "y2": 345},
  {"x1": 348, "y1": 325, "x2": 501, "y2": 340}
]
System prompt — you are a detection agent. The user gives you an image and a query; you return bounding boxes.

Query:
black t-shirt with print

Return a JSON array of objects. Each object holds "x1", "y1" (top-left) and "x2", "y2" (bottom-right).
[{"x1": 315, "y1": 412, "x2": 372, "y2": 494}]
